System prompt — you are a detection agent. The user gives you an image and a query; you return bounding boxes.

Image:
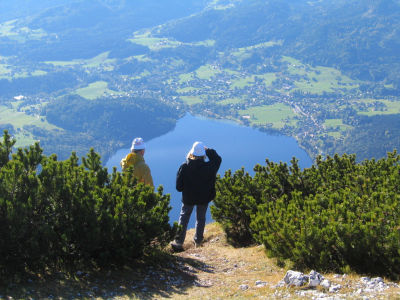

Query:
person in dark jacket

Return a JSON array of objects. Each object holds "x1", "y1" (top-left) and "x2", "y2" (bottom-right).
[{"x1": 171, "y1": 141, "x2": 222, "y2": 251}]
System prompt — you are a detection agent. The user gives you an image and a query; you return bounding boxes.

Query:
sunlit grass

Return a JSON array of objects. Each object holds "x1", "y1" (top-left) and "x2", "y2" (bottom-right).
[
  {"x1": 231, "y1": 41, "x2": 283, "y2": 58},
  {"x1": 224, "y1": 69, "x2": 240, "y2": 76},
  {"x1": 327, "y1": 131, "x2": 343, "y2": 139},
  {"x1": 0, "y1": 104, "x2": 61, "y2": 148},
  {"x1": 75, "y1": 81, "x2": 122, "y2": 100},
  {"x1": 129, "y1": 31, "x2": 215, "y2": 51},
  {"x1": 45, "y1": 52, "x2": 116, "y2": 69},
  {"x1": 0, "y1": 20, "x2": 46, "y2": 41},
  {"x1": 0, "y1": 63, "x2": 10, "y2": 77},
  {"x1": 0, "y1": 20, "x2": 17, "y2": 37},
  {"x1": 180, "y1": 96, "x2": 204, "y2": 105},
  {"x1": 0, "y1": 105, "x2": 59, "y2": 130},
  {"x1": 324, "y1": 118, "x2": 353, "y2": 131},
  {"x1": 218, "y1": 97, "x2": 243, "y2": 105},
  {"x1": 0, "y1": 61, "x2": 47, "y2": 80},
  {"x1": 13, "y1": 131, "x2": 36, "y2": 148},
  {"x1": 259, "y1": 73, "x2": 277, "y2": 87},
  {"x1": 239, "y1": 103, "x2": 297, "y2": 128},
  {"x1": 178, "y1": 73, "x2": 195, "y2": 84},
  {"x1": 282, "y1": 56, "x2": 359, "y2": 94},
  {"x1": 355, "y1": 99, "x2": 400, "y2": 116},
  {"x1": 195, "y1": 64, "x2": 221, "y2": 80},
  {"x1": 128, "y1": 36, "x2": 182, "y2": 50},
  {"x1": 131, "y1": 55, "x2": 153, "y2": 62},
  {"x1": 230, "y1": 75, "x2": 256, "y2": 89}
]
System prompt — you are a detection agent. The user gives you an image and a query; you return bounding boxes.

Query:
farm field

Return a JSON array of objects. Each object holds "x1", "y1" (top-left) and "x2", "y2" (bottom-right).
[
  {"x1": 74, "y1": 81, "x2": 123, "y2": 100},
  {"x1": 239, "y1": 103, "x2": 297, "y2": 128}
]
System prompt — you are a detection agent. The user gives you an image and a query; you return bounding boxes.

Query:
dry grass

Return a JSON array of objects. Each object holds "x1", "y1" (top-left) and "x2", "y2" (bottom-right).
[
  {"x1": 2, "y1": 223, "x2": 400, "y2": 299},
  {"x1": 167, "y1": 222, "x2": 284, "y2": 299}
]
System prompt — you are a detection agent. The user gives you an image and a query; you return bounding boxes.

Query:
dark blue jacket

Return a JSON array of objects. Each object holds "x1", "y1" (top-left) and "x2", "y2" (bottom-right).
[{"x1": 176, "y1": 148, "x2": 222, "y2": 205}]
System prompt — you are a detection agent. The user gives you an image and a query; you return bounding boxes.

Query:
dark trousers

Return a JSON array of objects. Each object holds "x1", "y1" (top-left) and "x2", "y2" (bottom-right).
[{"x1": 175, "y1": 202, "x2": 208, "y2": 244}]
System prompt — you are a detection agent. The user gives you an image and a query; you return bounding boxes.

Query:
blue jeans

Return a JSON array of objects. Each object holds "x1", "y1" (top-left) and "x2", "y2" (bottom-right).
[{"x1": 175, "y1": 202, "x2": 208, "y2": 245}]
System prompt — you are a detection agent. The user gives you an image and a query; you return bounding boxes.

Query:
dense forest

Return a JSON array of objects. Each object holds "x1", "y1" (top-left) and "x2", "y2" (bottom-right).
[{"x1": 41, "y1": 95, "x2": 182, "y2": 160}]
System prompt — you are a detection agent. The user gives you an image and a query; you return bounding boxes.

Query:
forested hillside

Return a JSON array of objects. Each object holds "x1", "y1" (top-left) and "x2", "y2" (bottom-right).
[
  {"x1": 0, "y1": 0, "x2": 399, "y2": 160},
  {"x1": 159, "y1": 0, "x2": 400, "y2": 84}
]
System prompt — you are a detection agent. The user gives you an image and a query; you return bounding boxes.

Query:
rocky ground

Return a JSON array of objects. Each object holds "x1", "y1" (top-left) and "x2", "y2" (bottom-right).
[{"x1": 1, "y1": 223, "x2": 400, "y2": 299}]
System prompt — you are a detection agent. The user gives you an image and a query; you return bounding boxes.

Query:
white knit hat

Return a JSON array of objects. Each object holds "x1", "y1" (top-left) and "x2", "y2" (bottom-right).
[
  {"x1": 131, "y1": 137, "x2": 145, "y2": 151},
  {"x1": 189, "y1": 141, "x2": 206, "y2": 157}
]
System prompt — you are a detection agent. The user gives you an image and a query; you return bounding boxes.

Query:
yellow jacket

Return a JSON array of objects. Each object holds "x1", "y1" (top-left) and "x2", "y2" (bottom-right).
[{"x1": 120, "y1": 152, "x2": 154, "y2": 187}]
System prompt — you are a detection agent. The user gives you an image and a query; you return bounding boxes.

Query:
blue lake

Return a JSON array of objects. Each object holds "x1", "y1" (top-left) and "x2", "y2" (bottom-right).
[{"x1": 106, "y1": 114, "x2": 312, "y2": 228}]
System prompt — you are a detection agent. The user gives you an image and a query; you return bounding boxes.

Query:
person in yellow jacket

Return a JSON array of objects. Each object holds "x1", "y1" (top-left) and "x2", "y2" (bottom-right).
[{"x1": 120, "y1": 137, "x2": 154, "y2": 187}]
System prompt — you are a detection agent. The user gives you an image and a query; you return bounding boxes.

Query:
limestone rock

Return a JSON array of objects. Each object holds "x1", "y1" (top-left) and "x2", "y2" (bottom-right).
[
  {"x1": 320, "y1": 279, "x2": 331, "y2": 289},
  {"x1": 308, "y1": 270, "x2": 324, "y2": 287},
  {"x1": 283, "y1": 270, "x2": 309, "y2": 287}
]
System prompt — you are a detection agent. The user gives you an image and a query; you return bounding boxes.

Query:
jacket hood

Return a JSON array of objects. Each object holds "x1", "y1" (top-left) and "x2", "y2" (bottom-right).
[{"x1": 127, "y1": 152, "x2": 145, "y2": 164}]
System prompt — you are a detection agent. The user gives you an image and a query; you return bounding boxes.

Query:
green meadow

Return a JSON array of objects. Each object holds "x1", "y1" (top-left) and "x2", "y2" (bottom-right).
[
  {"x1": 179, "y1": 96, "x2": 204, "y2": 105},
  {"x1": 230, "y1": 75, "x2": 256, "y2": 89},
  {"x1": 75, "y1": 81, "x2": 122, "y2": 100},
  {"x1": 0, "y1": 105, "x2": 61, "y2": 147},
  {"x1": 0, "y1": 63, "x2": 10, "y2": 78},
  {"x1": 129, "y1": 36, "x2": 181, "y2": 51},
  {"x1": 0, "y1": 61, "x2": 47, "y2": 80},
  {"x1": 282, "y1": 56, "x2": 359, "y2": 94},
  {"x1": 129, "y1": 31, "x2": 215, "y2": 51},
  {"x1": 0, "y1": 105, "x2": 58, "y2": 130},
  {"x1": 355, "y1": 99, "x2": 400, "y2": 116},
  {"x1": 218, "y1": 97, "x2": 243, "y2": 105},
  {"x1": 224, "y1": 69, "x2": 240, "y2": 76},
  {"x1": 0, "y1": 20, "x2": 16, "y2": 37},
  {"x1": 46, "y1": 52, "x2": 116, "y2": 69},
  {"x1": 230, "y1": 41, "x2": 283, "y2": 59},
  {"x1": 229, "y1": 73, "x2": 276, "y2": 89},
  {"x1": 0, "y1": 20, "x2": 46, "y2": 41},
  {"x1": 178, "y1": 73, "x2": 195, "y2": 84},
  {"x1": 131, "y1": 55, "x2": 153, "y2": 62},
  {"x1": 324, "y1": 118, "x2": 353, "y2": 130},
  {"x1": 324, "y1": 119, "x2": 353, "y2": 139},
  {"x1": 239, "y1": 103, "x2": 297, "y2": 128},
  {"x1": 195, "y1": 64, "x2": 221, "y2": 80},
  {"x1": 259, "y1": 73, "x2": 276, "y2": 87}
]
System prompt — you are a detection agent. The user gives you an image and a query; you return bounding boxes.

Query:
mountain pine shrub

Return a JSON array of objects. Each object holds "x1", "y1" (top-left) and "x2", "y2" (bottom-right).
[
  {"x1": 0, "y1": 131, "x2": 176, "y2": 280},
  {"x1": 212, "y1": 152, "x2": 400, "y2": 277}
]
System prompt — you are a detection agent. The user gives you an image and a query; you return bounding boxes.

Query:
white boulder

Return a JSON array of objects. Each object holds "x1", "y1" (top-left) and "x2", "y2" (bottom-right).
[
  {"x1": 308, "y1": 270, "x2": 324, "y2": 287},
  {"x1": 283, "y1": 270, "x2": 309, "y2": 287}
]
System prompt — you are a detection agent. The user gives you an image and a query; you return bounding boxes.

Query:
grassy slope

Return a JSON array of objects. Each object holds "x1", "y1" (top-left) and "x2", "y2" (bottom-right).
[{"x1": 3, "y1": 223, "x2": 400, "y2": 299}]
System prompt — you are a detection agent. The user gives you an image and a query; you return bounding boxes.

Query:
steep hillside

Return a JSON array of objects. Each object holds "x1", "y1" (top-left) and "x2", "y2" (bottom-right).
[
  {"x1": 0, "y1": 0, "x2": 72, "y2": 22},
  {"x1": 1, "y1": 0, "x2": 209, "y2": 61},
  {"x1": 157, "y1": 0, "x2": 400, "y2": 84}
]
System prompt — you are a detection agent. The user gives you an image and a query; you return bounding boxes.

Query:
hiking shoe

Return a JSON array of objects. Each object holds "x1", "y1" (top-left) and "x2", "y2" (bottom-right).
[
  {"x1": 193, "y1": 240, "x2": 203, "y2": 248},
  {"x1": 170, "y1": 241, "x2": 183, "y2": 252}
]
